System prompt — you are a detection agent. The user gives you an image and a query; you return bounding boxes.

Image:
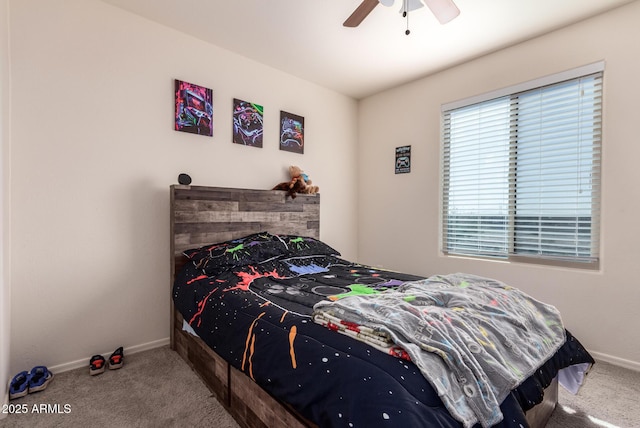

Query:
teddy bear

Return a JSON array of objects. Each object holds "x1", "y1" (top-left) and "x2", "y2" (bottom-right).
[
  {"x1": 272, "y1": 165, "x2": 319, "y2": 198},
  {"x1": 290, "y1": 165, "x2": 319, "y2": 195}
]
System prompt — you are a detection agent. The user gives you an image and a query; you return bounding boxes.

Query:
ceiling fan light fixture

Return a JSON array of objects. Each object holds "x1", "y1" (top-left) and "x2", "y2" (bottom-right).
[
  {"x1": 424, "y1": 0, "x2": 460, "y2": 24},
  {"x1": 344, "y1": 0, "x2": 459, "y2": 28}
]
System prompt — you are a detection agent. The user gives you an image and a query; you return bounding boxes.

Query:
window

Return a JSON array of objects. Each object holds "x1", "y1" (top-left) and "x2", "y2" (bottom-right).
[{"x1": 441, "y1": 63, "x2": 602, "y2": 268}]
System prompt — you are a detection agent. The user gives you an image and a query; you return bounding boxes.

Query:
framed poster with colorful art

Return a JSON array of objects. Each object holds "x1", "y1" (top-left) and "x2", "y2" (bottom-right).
[
  {"x1": 232, "y1": 98, "x2": 264, "y2": 147},
  {"x1": 174, "y1": 79, "x2": 213, "y2": 137},
  {"x1": 279, "y1": 111, "x2": 304, "y2": 154}
]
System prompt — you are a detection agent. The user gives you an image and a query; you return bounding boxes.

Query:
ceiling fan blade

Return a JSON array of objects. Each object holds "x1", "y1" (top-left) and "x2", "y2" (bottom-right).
[
  {"x1": 423, "y1": 0, "x2": 460, "y2": 24},
  {"x1": 343, "y1": 0, "x2": 380, "y2": 27}
]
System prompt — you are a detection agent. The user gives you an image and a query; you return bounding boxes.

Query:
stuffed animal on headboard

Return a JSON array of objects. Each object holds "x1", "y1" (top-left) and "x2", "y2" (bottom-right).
[{"x1": 272, "y1": 165, "x2": 319, "y2": 199}]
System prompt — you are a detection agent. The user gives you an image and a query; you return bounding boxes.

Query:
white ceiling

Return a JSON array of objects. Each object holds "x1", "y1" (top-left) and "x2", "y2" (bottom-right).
[{"x1": 99, "y1": 0, "x2": 635, "y2": 99}]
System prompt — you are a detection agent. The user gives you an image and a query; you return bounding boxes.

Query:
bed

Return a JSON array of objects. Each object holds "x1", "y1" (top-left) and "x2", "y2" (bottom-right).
[{"x1": 170, "y1": 185, "x2": 594, "y2": 428}]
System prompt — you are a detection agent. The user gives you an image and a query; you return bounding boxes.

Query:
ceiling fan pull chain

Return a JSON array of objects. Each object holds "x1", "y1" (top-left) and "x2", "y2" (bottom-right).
[{"x1": 404, "y1": 0, "x2": 411, "y2": 35}]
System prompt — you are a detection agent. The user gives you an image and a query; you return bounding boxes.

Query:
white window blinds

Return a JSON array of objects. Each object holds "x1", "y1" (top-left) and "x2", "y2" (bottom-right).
[{"x1": 441, "y1": 66, "x2": 602, "y2": 268}]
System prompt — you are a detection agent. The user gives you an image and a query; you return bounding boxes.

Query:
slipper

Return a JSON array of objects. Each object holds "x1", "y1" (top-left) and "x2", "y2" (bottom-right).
[
  {"x1": 9, "y1": 371, "x2": 30, "y2": 400},
  {"x1": 28, "y1": 366, "x2": 54, "y2": 393},
  {"x1": 90, "y1": 355, "x2": 106, "y2": 376},
  {"x1": 108, "y1": 347, "x2": 124, "y2": 370}
]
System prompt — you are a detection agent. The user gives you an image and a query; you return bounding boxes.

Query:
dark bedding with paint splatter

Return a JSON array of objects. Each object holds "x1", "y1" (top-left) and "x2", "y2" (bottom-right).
[{"x1": 172, "y1": 233, "x2": 594, "y2": 428}]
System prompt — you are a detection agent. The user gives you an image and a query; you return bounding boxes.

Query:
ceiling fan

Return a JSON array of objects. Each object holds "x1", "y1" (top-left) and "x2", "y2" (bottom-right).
[{"x1": 344, "y1": 0, "x2": 460, "y2": 27}]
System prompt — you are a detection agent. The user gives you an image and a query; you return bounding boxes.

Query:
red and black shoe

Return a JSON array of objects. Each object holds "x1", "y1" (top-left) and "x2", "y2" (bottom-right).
[
  {"x1": 108, "y1": 347, "x2": 124, "y2": 370},
  {"x1": 89, "y1": 355, "x2": 106, "y2": 376}
]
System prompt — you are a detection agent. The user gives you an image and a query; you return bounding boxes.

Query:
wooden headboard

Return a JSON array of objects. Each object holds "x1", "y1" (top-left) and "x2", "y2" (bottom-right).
[{"x1": 170, "y1": 185, "x2": 320, "y2": 270}]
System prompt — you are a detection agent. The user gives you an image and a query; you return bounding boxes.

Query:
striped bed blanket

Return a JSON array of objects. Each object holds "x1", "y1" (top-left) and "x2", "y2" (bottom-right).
[
  {"x1": 312, "y1": 310, "x2": 412, "y2": 361},
  {"x1": 312, "y1": 273, "x2": 566, "y2": 428}
]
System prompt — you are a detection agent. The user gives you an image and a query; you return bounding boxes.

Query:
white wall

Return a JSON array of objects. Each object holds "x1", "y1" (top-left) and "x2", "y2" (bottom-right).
[
  {"x1": 1, "y1": 0, "x2": 10, "y2": 413},
  {"x1": 7, "y1": 0, "x2": 358, "y2": 374},
  {"x1": 8, "y1": 0, "x2": 639, "y2": 376},
  {"x1": 358, "y1": 1, "x2": 640, "y2": 369}
]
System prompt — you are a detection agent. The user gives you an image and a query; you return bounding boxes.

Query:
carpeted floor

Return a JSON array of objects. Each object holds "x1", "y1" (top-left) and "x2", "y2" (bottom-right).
[
  {"x1": 547, "y1": 360, "x2": 640, "y2": 428},
  {"x1": 1, "y1": 346, "x2": 239, "y2": 428},
  {"x1": 1, "y1": 346, "x2": 638, "y2": 427}
]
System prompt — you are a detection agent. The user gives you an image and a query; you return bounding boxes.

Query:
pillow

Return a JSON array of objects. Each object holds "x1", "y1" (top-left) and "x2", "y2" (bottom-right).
[
  {"x1": 184, "y1": 232, "x2": 288, "y2": 273},
  {"x1": 275, "y1": 235, "x2": 341, "y2": 257}
]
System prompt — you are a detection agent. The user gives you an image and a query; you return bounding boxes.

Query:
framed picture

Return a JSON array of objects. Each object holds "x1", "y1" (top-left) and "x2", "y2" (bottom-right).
[
  {"x1": 174, "y1": 79, "x2": 213, "y2": 137},
  {"x1": 279, "y1": 111, "x2": 304, "y2": 154},
  {"x1": 395, "y1": 145, "x2": 411, "y2": 174},
  {"x1": 232, "y1": 98, "x2": 264, "y2": 147}
]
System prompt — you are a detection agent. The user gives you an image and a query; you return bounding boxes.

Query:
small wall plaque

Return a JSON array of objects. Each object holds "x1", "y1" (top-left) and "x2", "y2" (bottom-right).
[{"x1": 395, "y1": 145, "x2": 411, "y2": 174}]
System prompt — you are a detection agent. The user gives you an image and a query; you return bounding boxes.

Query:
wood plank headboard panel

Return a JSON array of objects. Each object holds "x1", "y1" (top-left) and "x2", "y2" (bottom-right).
[{"x1": 170, "y1": 185, "x2": 320, "y2": 276}]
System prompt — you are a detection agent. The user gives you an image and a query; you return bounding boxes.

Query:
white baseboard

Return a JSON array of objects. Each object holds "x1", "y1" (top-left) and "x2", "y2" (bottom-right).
[
  {"x1": 0, "y1": 391, "x2": 7, "y2": 420},
  {"x1": 47, "y1": 337, "x2": 170, "y2": 374},
  {"x1": 589, "y1": 349, "x2": 640, "y2": 372}
]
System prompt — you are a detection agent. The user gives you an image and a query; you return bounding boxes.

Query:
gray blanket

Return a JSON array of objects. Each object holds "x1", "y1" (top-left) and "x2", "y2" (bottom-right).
[{"x1": 312, "y1": 273, "x2": 566, "y2": 428}]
